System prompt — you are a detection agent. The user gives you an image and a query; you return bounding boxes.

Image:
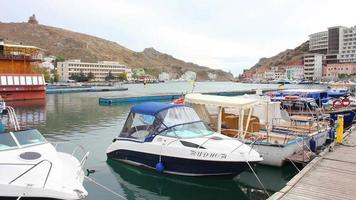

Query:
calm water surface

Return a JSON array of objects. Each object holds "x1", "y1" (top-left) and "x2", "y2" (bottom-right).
[{"x1": 10, "y1": 82, "x2": 326, "y2": 200}]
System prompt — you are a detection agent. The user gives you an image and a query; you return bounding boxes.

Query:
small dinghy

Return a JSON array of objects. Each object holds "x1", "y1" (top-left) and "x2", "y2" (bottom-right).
[{"x1": 107, "y1": 102, "x2": 262, "y2": 176}]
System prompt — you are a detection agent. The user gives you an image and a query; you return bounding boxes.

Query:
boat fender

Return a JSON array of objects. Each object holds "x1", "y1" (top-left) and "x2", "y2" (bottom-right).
[
  {"x1": 309, "y1": 137, "x2": 317, "y2": 153},
  {"x1": 174, "y1": 97, "x2": 184, "y2": 104},
  {"x1": 108, "y1": 100, "x2": 112, "y2": 105},
  {"x1": 285, "y1": 96, "x2": 299, "y2": 100},
  {"x1": 155, "y1": 162, "x2": 165, "y2": 173},
  {"x1": 112, "y1": 138, "x2": 117, "y2": 142},
  {"x1": 341, "y1": 97, "x2": 351, "y2": 107},
  {"x1": 0, "y1": 122, "x2": 4, "y2": 133}
]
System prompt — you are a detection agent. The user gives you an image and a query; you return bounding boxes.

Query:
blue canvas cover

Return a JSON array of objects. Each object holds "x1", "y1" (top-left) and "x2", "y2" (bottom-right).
[{"x1": 130, "y1": 102, "x2": 187, "y2": 116}]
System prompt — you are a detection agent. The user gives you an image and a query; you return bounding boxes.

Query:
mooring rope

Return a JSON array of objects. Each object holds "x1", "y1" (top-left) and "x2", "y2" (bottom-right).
[
  {"x1": 84, "y1": 176, "x2": 128, "y2": 200},
  {"x1": 244, "y1": 157, "x2": 270, "y2": 198}
]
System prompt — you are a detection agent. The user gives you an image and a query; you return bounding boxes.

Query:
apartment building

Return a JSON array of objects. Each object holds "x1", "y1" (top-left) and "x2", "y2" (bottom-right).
[
  {"x1": 303, "y1": 54, "x2": 323, "y2": 80},
  {"x1": 285, "y1": 65, "x2": 304, "y2": 80},
  {"x1": 57, "y1": 60, "x2": 132, "y2": 81},
  {"x1": 324, "y1": 63, "x2": 356, "y2": 79},
  {"x1": 309, "y1": 26, "x2": 356, "y2": 64},
  {"x1": 309, "y1": 31, "x2": 328, "y2": 54}
]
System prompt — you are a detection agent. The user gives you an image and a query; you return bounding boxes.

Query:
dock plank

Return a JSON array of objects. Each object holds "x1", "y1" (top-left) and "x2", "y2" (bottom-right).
[{"x1": 269, "y1": 129, "x2": 356, "y2": 200}]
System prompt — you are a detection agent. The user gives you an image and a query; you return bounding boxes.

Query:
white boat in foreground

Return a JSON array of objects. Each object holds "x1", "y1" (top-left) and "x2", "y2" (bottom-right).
[
  {"x1": 107, "y1": 102, "x2": 262, "y2": 176},
  {"x1": 0, "y1": 105, "x2": 89, "y2": 200}
]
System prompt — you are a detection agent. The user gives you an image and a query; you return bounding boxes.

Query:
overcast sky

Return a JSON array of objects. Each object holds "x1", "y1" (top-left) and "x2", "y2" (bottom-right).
[{"x1": 1, "y1": 0, "x2": 356, "y2": 75}]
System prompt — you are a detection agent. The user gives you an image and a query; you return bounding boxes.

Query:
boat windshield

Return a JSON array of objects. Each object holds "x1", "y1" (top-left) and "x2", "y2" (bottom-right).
[
  {"x1": 159, "y1": 121, "x2": 214, "y2": 138},
  {"x1": 0, "y1": 132, "x2": 17, "y2": 151},
  {"x1": 0, "y1": 129, "x2": 46, "y2": 150},
  {"x1": 13, "y1": 129, "x2": 47, "y2": 146}
]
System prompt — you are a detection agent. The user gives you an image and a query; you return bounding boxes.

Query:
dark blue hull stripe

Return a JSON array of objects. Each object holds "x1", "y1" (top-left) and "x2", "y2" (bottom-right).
[
  {"x1": 329, "y1": 110, "x2": 356, "y2": 128},
  {"x1": 107, "y1": 150, "x2": 252, "y2": 176}
]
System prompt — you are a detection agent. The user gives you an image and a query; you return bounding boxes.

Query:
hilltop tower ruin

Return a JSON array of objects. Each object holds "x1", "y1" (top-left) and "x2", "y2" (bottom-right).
[{"x1": 28, "y1": 14, "x2": 39, "y2": 24}]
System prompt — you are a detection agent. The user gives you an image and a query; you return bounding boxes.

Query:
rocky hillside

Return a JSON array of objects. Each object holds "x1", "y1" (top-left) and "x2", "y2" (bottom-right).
[
  {"x1": 250, "y1": 41, "x2": 309, "y2": 72},
  {"x1": 0, "y1": 22, "x2": 233, "y2": 81}
]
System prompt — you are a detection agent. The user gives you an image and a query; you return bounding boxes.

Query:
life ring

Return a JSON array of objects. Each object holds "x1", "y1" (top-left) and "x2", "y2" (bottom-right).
[
  {"x1": 285, "y1": 95, "x2": 299, "y2": 100},
  {"x1": 174, "y1": 97, "x2": 184, "y2": 104},
  {"x1": 332, "y1": 99, "x2": 342, "y2": 109},
  {"x1": 341, "y1": 97, "x2": 351, "y2": 107}
]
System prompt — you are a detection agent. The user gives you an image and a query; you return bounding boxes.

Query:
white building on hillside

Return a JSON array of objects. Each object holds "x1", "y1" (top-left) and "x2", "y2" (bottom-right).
[
  {"x1": 208, "y1": 72, "x2": 217, "y2": 80},
  {"x1": 304, "y1": 54, "x2": 323, "y2": 81},
  {"x1": 41, "y1": 56, "x2": 56, "y2": 71},
  {"x1": 285, "y1": 65, "x2": 304, "y2": 80},
  {"x1": 180, "y1": 71, "x2": 196, "y2": 81},
  {"x1": 57, "y1": 60, "x2": 132, "y2": 81},
  {"x1": 158, "y1": 72, "x2": 170, "y2": 81}
]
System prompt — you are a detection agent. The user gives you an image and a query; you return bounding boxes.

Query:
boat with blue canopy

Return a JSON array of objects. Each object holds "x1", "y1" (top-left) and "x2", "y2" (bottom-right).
[
  {"x1": 106, "y1": 102, "x2": 262, "y2": 176},
  {"x1": 270, "y1": 89, "x2": 356, "y2": 129}
]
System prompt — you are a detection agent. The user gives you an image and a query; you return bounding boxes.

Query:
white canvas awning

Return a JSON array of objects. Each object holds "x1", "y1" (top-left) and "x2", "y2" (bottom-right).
[{"x1": 185, "y1": 93, "x2": 258, "y2": 109}]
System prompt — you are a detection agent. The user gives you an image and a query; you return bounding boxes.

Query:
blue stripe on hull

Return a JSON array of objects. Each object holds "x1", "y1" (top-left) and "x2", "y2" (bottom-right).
[{"x1": 107, "y1": 150, "x2": 252, "y2": 176}]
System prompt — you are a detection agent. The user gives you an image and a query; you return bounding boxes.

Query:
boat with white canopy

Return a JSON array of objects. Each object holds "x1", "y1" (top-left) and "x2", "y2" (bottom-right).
[{"x1": 184, "y1": 93, "x2": 305, "y2": 167}]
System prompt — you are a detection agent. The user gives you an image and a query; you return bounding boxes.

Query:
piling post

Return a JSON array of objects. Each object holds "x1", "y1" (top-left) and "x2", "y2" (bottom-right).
[{"x1": 336, "y1": 115, "x2": 344, "y2": 144}]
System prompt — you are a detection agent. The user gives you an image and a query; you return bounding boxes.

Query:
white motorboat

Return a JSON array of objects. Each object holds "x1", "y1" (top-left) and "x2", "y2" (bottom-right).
[
  {"x1": 0, "y1": 105, "x2": 89, "y2": 199},
  {"x1": 106, "y1": 102, "x2": 262, "y2": 176},
  {"x1": 184, "y1": 93, "x2": 306, "y2": 167}
]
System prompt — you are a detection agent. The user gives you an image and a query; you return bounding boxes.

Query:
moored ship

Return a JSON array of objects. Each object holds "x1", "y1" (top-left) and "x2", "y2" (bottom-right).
[{"x1": 0, "y1": 39, "x2": 46, "y2": 101}]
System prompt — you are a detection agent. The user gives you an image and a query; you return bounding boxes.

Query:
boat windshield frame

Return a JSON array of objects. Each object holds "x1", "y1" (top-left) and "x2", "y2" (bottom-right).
[
  {"x1": 156, "y1": 120, "x2": 214, "y2": 139},
  {"x1": 0, "y1": 129, "x2": 47, "y2": 151}
]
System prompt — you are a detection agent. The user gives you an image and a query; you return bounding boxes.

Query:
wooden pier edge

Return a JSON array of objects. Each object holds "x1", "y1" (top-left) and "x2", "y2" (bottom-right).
[{"x1": 268, "y1": 126, "x2": 355, "y2": 200}]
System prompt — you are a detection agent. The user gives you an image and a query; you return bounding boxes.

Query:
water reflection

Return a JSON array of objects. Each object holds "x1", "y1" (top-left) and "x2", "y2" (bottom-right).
[
  {"x1": 6, "y1": 99, "x2": 46, "y2": 129},
  {"x1": 107, "y1": 159, "x2": 250, "y2": 200}
]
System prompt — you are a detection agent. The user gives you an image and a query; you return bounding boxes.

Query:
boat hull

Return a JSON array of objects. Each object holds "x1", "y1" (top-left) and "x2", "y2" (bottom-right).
[
  {"x1": 328, "y1": 109, "x2": 356, "y2": 129},
  {"x1": 107, "y1": 149, "x2": 253, "y2": 176},
  {"x1": 0, "y1": 85, "x2": 46, "y2": 101},
  {"x1": 248, "y1": 141, "x2": 302, "y2": 167}
]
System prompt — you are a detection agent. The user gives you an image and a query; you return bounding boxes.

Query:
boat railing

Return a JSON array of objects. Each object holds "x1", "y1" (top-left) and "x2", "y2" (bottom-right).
[
  {"x1": 7, "y1": 159, "x2": 53, "y2": 189},
  {"x1": 53, "y1": 142, "x2": 89, "y2": 171},
  {"x1": 5, "y1": 106, "x2": 20, "y2": 131}
]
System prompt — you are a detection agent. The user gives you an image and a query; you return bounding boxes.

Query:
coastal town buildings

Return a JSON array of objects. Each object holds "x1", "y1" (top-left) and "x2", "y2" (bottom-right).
[
  {"x1": 309, "y1": 26, "x2": 356, "y2": 64},
  {"x1": 285, "y1": 65, "x2": 304, "y2": 80},
  {"x1": 303, "y1": 54, "x2": 323, "y2": 81},
  {"x1": 208, "y1": 72, "x2": 217, "y2": 80},
  {"x1": 180, "y1": 71, "x2": 196, "y2": 81},
  {"x1": 132, "y1": 68, "x2": 145, "y2": 77},
  {"x1": 324, "y1": 63, "x2": 356, "y2": 79},
  {"x1": 57, "y1": 60, "x2": 132, "y2": 82},
  {"x1": 41, "y1": 56, "x2": 55, "y2": 71},
  {"x1": 309, "y1": 31, "x2": 328, "y2": 54},
  {"x1": 158, "y1": 72, "x2": 170, "y2": 81},
  {"x1": 241, "y1": 69, "x2": 253, "y2": 81}
]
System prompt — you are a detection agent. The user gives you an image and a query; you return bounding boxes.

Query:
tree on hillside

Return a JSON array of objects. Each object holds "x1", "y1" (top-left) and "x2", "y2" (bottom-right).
[
  {"x1": 53, "y1": 69, "x2": 61, "y2": 82},
  {"x1": 118, "y1": 72, "x2": 128, "y2": 81},
  {"x1": 54, "y1": 56, "x2": 65, "y2": 67},
  {"x1": 43, "y1": 70, "x2": 51, "y2": 83},
  {"x1": 87, "y1": 71, "x2": 95, "y2": 81},
  {"x1": 105, "y1": 71, "x2": 116, "y2": 81}
]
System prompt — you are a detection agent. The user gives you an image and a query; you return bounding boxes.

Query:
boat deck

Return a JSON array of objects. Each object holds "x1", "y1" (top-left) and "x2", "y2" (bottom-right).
[{"x1": 269, "y1": 127, "x2": 356, "y2": 200}]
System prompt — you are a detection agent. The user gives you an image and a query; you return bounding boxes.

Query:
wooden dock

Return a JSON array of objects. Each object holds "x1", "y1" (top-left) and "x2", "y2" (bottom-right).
[{"x1": 269, "y1": 127, "x2": 356, "y2": 200}]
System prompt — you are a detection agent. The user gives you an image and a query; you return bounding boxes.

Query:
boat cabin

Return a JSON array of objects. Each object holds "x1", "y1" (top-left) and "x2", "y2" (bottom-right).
[
  {"x1": 184, "y1": 93, "x2": 261, "y2": 139},
  {"x1": 119, "y1": 102, "x2": 214, "y2": 141}
]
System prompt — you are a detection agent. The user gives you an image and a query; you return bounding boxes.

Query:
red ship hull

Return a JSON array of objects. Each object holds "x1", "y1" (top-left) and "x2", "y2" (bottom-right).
[{"x1": 0, "y1": 85, "x2": 46, "y2": 101}]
